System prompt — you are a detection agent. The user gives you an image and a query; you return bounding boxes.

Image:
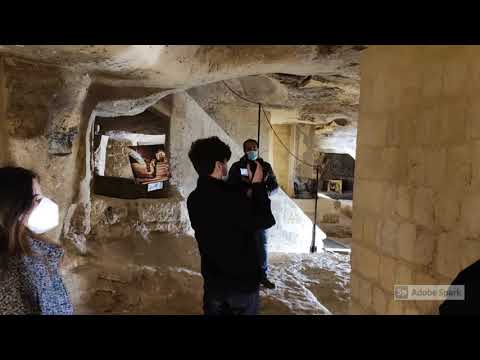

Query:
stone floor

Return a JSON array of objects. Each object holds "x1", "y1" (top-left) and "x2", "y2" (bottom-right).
[
  {"x1": 63, "y1": 232, "x2": 351, "y2": 315},
  {"x1": 261, "y1": 251, "x2": 351, "y2": 315},
  {"x1": 293, "y1": 196, "x2": 353, "y2": 249}
]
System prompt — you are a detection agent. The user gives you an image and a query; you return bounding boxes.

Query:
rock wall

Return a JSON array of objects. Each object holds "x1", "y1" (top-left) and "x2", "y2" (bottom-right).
[
  {"x1": 315, "y1": 125, "x2": 358, "y2": 158},
  {"x1": 0, "y1": 56, "x2": 174, "y2": 249},
  {"x1": 89, "y1": 193, "x2": 191, "y2": 243},
  {"x1": 0, "y1": 45, "x2": 361, "y2": 89},
  {"x1": 321, "y1": 153, "x2": 355, "y2": 180},
  {"x1": 0, "y1": 57, "x2": 92, "y2": 243},
  {"x1": 351, "y1": 46, "x2": 480, "y2": 315}
]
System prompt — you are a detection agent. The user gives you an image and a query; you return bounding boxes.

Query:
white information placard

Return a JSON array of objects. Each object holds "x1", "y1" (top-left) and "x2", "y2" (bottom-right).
[{"x1": 147, "y1": 182, "x2": 164, "y2": 192}]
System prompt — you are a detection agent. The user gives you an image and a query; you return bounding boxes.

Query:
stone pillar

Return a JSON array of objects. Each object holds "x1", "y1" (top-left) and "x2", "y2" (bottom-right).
[
  {"x1": 293, "y1": 124, "x2": 316, "y2": 188},
  {"x1": 272, "y1": 124, "x2": 294, "y2": 196},
  {"x1": 287, "y1": 124, "x2": 296, "y2": 197},
  {"x1": 260, "y1": 109, "x2": 273, "y2": 168},
  {"x1": 351, "y1": 45, "x2": 480, "y2": 314}
]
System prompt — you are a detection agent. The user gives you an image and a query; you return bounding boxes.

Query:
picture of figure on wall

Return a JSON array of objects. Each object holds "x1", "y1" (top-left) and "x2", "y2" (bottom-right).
[
  {"x1": 128, "y1": 144, "x2": 171, "y2": 185},
  {"x1": 327, "y1": 179, "x2": 343, "y2": 194}
]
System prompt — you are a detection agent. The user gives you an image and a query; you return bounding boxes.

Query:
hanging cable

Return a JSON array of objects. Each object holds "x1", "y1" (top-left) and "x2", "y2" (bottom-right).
[
  {"x1": 259, "y1": 105, "x2": 318, "y2": 169},
  {"x1": 223, "y1": 81, "x2": 261, "y2": 106},
  {"x1": 222, "y1": 80, "x2": 317, "y2": 168}
]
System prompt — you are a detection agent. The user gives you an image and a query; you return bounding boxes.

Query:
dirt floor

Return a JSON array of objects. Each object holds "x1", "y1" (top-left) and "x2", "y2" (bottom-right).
[{"x1": 63, "y1": 232, "x2": 351, "y2": 315}]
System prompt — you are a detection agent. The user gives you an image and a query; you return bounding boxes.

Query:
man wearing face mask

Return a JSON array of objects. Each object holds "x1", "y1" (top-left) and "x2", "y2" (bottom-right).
[
  {"x1": 187, "y1": 137, "x2": 276, "y2": 315},
  {"x1": 228, "y1": 139, "x2": 279, "y2": 289}
]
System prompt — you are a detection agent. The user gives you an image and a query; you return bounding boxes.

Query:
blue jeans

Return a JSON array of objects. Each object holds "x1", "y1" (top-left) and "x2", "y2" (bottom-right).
[
  {"x1": 203, "y1": 289, "x2": 260, "y2": 315},
  {"x1": 255, "y1": 229, "x2": 268, "y2": 278}
]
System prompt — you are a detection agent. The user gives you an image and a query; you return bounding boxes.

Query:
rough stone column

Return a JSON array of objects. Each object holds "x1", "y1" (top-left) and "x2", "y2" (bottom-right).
[{"x1": 351, "y1": 46, "x2": 480, "y2": 315}]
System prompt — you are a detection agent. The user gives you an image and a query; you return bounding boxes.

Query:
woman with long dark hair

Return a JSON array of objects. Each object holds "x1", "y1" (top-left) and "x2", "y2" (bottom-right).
[{"x1": 0, "y1": 167, "x2": 73, "y2": 315}]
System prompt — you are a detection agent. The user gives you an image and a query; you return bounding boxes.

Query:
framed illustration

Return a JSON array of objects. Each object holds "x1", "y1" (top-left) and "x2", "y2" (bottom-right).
[
  {"x1": 327, "y1": 179, "x2": 343, "y2": 194},
  {"x1": 128, "y1": 144, "x2": 171, "y2": 186}
]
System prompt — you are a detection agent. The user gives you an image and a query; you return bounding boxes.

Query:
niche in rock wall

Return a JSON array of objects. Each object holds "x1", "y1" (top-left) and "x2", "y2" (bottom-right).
[
  {"x1": 92, "y1": 102, "x2": 172, "y2": 199},
  {"x1": 319, "y1": 153, "x2": 355, "y2": 200},
  {"x1": 294, "y1": 153, "x2": 356, "y2": 199}
]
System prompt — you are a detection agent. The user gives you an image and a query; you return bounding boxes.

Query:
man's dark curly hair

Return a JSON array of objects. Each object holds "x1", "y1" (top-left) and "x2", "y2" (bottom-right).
[{"x1": 188, "y1": 137, "x2": 232, "y2": 176}]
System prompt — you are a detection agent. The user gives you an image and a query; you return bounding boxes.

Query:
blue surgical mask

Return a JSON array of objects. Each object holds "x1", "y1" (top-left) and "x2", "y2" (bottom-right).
[{"x1": 246, "y1": 150, "x2": 258, "y2": 161}]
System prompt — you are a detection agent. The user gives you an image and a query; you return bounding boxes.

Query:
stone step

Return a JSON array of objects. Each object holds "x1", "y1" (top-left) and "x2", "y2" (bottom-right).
[{"x1": 323, "y1": 238, "x2": 351, "y2": 253}]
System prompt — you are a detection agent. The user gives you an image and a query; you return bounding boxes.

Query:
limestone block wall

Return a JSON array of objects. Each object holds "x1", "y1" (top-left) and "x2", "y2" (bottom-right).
[{"x1": 351, "y1": 46, "x2": 480, "y2": 314}]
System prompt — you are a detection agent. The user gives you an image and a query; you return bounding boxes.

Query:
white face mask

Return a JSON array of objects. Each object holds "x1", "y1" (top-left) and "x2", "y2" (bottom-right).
[{"x1": 26, "y1": 197, "x2": 59, "y2": 234}]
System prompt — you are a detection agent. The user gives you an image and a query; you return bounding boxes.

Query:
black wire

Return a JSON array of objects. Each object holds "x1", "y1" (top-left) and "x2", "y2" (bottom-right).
[
  {"x1": 222, "y1": 81, "x2": 261, "y2": 105},
  {"x1": 222, "y1": 80, "x2": 318, "y2": 169},
  {"x1": 260, "y1": 105, "x2": 317, "y2": 169}
]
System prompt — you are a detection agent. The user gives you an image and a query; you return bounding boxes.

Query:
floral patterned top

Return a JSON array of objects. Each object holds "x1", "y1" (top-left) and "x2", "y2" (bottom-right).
[{"x1": 0, "y1": 237, "x2": 73, "y2": 315}]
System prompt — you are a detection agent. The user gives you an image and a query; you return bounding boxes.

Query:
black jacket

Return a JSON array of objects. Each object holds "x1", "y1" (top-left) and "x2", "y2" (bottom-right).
[
  {"x1": 228, "y1": 156, "x2": 279, "y2": 195},
  {"x1": 439, "y1": 260, "x2": 480, "y2": 315},
  {"x1": 187, "y1": 176, "x2": 276, "y2": 294}
]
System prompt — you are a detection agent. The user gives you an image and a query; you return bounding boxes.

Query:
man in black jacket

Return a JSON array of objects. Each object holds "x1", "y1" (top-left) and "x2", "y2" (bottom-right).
[
  {"x1": 187, "y1": 136, "x2": 276, "y2": 315},
  {"x1": 228, "y1": 139, "x2": 279, "y2": 289}
]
